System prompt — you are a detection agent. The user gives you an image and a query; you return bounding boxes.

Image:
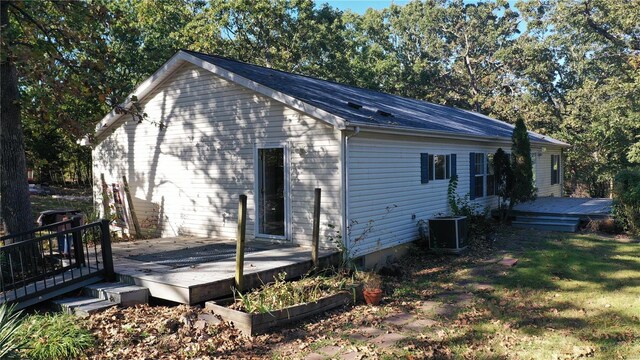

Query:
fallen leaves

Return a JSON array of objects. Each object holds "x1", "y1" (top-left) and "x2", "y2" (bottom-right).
[{"x1": 84, "y1": 304, "x2": 265, "y2": 359}]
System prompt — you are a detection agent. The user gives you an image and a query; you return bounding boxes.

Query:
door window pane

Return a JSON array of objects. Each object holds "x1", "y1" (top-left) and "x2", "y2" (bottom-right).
[{"x1": 258, "y1": 148, "x2": 285, "y2": 236}]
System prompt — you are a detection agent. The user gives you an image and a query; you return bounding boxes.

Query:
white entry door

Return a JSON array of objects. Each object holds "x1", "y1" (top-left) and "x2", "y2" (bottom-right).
[{"x1": 256, "y1": 146, "x2": 289, "y2": 240}]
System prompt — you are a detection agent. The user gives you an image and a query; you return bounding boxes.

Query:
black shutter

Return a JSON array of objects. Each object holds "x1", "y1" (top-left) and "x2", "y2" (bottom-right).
[
  {"x1": 451, "y1": 154, "x2": 457, "y2": 177},
  {"x1": 421, "y1": 153, "x2": 429, "y2": 184},
  {"x1": 469, "y1": 152, "x2": 476, "y2": 200}
]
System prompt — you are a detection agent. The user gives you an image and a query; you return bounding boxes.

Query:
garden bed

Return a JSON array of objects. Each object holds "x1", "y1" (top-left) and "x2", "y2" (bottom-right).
[
  {"x1": 204, "y1": 271, "x2": 357, "y2": 336},
  {"x1": 205, "y1": 291, "x2": 352, "y2": 336}
]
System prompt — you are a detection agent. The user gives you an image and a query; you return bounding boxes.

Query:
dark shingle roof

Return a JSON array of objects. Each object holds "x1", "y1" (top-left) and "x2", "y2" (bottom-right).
[{"x1": 184, "y1": 50, "x2": 564, "y2": 145}]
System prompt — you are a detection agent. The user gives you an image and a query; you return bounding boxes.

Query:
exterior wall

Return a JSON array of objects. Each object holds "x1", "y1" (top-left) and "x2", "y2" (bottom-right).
[
  {"x1": 534, "y1": 149, "x2": 563, "y2": 197},
  {"x1": 346, "y1": 132, "x2": 563, "y2": 257},
  {"x1": 93, "y1": 62, "x2": 342, "y2": 247}
]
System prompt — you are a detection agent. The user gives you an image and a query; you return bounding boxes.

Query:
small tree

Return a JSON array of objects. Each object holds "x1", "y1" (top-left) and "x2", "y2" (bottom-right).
[
  {"x1": 493, "y1": 148, "x2": 512, "y2": 223},
  {"x1": 612, "y1": 168, "x2": 640, "y2": 235},
  {"x1": 510, "y1": 117, "x2": 536, "y2": 210}
]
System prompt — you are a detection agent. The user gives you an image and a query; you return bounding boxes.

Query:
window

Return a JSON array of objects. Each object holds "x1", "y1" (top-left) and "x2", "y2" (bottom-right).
[
  {"x1": 420, "y1": 153, "x2": 456, "y2": 183},
  {"x1": 470, "y1": 151, "x2": 498, "y2": 199},
  {"x1": 474, "y1": 153, "x2": 485, "y2": 198},
  {"x1": 551, "y1": 154, "x2": 560, "y2": 185}
]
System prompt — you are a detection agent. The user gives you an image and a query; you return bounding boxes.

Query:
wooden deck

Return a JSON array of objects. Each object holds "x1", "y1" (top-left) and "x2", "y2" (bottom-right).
[
  {"x1": 512, "y1": 196, "x2": 613, "y2": 219},
  {"x1": 111, "y1": 237, "x2": 340, "y2": 305}
]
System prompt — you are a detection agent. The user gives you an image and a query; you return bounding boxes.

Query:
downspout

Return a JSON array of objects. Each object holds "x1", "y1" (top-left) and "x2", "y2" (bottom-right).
[{"x1": 342, "y1": 126, "x2": 360, "y2": 259}]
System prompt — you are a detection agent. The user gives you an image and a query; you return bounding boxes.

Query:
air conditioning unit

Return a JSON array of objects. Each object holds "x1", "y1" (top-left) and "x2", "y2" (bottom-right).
[{"x1": 428, "y1": 216, "x2": 469, "y2": 253}]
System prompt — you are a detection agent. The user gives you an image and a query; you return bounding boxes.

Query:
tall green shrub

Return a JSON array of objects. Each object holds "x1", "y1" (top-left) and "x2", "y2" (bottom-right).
[
  {"x1": 493, "y1": 148, "x2": 513, "y2": 223},
  {"x1": 510, "y1": 118, "x2": 536, "y2": 207},
  {"x1": 613, "y1": 168, "x2": 640, "y2": 235}
]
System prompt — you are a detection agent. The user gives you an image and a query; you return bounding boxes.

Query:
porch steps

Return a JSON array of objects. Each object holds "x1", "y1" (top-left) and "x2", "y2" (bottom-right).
[
  {"x1": 51, "y1": 282, "x2": 149, "y2": 317},
  {"x1": 53, "y1": 297, "x2": 118, "y2": 318},
  {"x1": 512, "y1": 214, "x2": 580, "y2": 232},
  {"x1": 83, "y1": 282, "x2": 149, "y2": 307}
]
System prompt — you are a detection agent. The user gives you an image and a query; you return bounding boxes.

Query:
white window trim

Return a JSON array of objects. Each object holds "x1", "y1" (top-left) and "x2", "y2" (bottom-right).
[
  {"x1": 475, "y1": 152, "x2": 499, "y2": 199},
  {"x1": 253, "y1": 142, "x2": 291, "y2": 242}
]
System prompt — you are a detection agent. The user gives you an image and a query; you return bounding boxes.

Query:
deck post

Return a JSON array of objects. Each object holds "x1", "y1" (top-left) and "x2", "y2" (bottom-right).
[
  {"x1": 312, "y1": 188, "x2": 321, "y2": 267},
  {"x1": 235, "y1": 195, "x2": 248, "y2": 292},
  {"x1": 71, "y1": 216, "x2": 85, "y2": 267},
  {"x1": 100, "y1": 219, "x2": 115, "y2": 282}
]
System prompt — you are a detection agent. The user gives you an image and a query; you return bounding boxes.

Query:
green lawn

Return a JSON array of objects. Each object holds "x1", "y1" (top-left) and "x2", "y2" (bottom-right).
[
  {"x1": 394, "y1": 228, "x2": 640, "y2": 359},
  {"x1": 491, "y1": 231, "x2": 639, "y2": 359},
  {"x1": 30, "y1": 192, "x2": 94, "y2": 222}
]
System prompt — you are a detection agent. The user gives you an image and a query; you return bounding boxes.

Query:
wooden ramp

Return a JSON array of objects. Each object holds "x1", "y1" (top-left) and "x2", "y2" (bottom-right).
[
  {"x1": 111, "y1": 237, "x2": 341, "y2": 305},
  {"x1": 1, "y1": 220, "x2": 114, "y2": 310},
  {"x1": 1, "y1": 266, "x2": 104, "y2": 310}
]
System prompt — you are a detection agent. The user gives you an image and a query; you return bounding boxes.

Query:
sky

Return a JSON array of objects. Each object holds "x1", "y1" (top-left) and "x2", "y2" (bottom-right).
[
  {"x1": 318, "y1": 0, "x2": 519, "y2": 14},
  {"x1": 318, "y1": 0, "x2": 411, "y2": 13}
]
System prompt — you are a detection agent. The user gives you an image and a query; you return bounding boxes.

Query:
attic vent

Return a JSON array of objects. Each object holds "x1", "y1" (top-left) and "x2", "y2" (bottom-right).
[
  {"x1": 347, "y1": 101, "x2": 362, "y2": 109},
  {"x1": 376, "y1": 109, "x2": 393, "y2": 117}
]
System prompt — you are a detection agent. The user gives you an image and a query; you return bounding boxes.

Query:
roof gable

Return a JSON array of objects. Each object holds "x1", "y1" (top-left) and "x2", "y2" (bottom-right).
[{"x1": 95, "y1": 50, "x2": 567, "y2": 147}]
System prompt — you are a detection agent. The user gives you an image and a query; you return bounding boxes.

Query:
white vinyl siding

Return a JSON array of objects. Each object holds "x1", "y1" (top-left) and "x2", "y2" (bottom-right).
[
  {"x1": 346, "y1": 132, "x2": 563, "y2": 257},
  {"x1": 93, "y1": 63, "x2": 342, "y2": 247},
  {"x1": 535, "y1": 150, "x2": 563, "y2": 197},
  {"x1": 346, "y1": 133, "x2": 502, "y2": 257}
]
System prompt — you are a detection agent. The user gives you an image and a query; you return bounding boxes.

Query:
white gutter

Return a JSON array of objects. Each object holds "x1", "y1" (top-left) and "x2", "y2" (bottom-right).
[{"x1": 342, "y1": 126, "x2": 360, "y2": 258}]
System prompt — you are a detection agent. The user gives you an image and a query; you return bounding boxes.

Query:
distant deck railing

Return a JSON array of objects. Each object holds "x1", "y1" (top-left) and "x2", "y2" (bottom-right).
[{"x1": 0, "y1": 219, "x2": 113, "y2": 309}]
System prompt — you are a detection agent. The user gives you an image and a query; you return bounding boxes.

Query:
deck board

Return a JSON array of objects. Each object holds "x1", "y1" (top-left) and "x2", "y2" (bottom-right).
[
  {"x1": 111, "y1": 237, "x2": 340, "y2": 304},
  {"x1": 512, "y1": 197, "x2": 612, "y2": 219}
]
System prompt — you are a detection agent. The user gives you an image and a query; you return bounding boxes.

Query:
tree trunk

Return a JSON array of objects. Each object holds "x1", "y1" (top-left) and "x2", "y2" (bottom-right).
[{"x1": 1, "y1": 1, "x2": 35, "y2": 236}]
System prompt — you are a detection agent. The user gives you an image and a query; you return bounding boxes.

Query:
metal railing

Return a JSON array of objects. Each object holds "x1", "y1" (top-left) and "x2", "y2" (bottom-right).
[{"x1": 0, "y1": 219, "x2": 113, "y2": 306}]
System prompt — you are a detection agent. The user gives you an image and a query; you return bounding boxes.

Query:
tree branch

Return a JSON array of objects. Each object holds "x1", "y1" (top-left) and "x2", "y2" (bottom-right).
[
  {"x1": 582, "y1": 2, "x2": 638, "y2": 51},
  {"x1": 8, "y1": 2, "x2": 51, "y2": 39}
]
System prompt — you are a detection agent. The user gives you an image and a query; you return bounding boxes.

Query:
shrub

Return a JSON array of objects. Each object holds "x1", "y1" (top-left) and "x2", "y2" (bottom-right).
[
  {"x1": 16, "y1": 312, "x2": 95, "y2": 360},
  {"x1": 510, "y1": 118, "x2": 536, "y2": 206},
  {"x1": 585, "y1": 219, "x2": 622, "y2": 234},
  {"x1": 0, "y1": 304, "x2": 26, "y2": 360},
  {"x1": 613, "y1": 168, "x2": 640, "y2": 235},
  {"x1": 447, "y1": 175, "x2": 495, "y2": 243}
]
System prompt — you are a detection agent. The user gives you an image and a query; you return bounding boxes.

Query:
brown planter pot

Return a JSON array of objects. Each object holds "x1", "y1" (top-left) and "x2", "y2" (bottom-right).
[{"x1": 363, "y1": 288, "x2": 383, "y2": 305}]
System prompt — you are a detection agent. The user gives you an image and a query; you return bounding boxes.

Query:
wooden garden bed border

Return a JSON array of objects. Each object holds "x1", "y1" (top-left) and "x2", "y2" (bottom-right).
[{"x1": 204, "y1": 291, "x2": 353, "y2": 336}]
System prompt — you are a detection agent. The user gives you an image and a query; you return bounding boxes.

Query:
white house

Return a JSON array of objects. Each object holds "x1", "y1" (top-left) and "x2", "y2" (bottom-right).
[{"x1": 92, "y1": 50, "x2": 567, "y2": 267}]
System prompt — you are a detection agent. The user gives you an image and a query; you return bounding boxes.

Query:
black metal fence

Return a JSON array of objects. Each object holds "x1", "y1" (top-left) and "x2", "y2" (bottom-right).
[{"x1": 0, "y1": 219, "x2": 113, "y2": 306}]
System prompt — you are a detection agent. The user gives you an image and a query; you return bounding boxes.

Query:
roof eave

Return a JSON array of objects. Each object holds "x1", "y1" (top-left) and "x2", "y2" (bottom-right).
[{"x1": 345, "y1": 123, "x2": 570, "y2": 147}]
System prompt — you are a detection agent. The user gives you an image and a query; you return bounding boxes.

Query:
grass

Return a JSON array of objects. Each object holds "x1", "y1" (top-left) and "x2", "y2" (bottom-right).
[
  {"x1": 393, "y1": 228, "x2": 640, "y2": 359},
  {"x1": 16, "y1": 312, "x2": 95, "y2": 360},
  {"x1": 491, "y1": 231, "x2": 639, "y2": 359},
  {"x1": 0, "y1": 304, "x2": 26, "y2": 360},
  {"x1": 30, "y1": 193, "x2": 93, "y2": 221}
]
